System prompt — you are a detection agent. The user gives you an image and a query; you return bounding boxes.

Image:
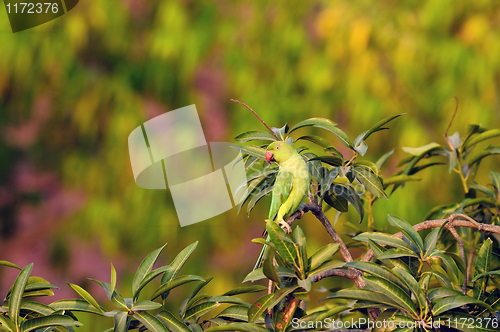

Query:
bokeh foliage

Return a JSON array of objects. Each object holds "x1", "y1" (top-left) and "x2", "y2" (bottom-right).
[{"x1": 0, "y1": 0, "x2": 499, "y2": 330}]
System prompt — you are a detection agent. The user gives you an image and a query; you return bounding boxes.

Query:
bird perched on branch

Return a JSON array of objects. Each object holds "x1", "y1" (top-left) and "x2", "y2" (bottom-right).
[{"x1": 254, "y1": 140, "x2": 310, "y2": 270}]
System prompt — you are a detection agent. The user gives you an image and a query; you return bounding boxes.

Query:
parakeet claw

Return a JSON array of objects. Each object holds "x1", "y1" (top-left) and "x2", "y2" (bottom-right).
[{"x1": 278, "y1": 219, "x2": 291, "y2": 234}]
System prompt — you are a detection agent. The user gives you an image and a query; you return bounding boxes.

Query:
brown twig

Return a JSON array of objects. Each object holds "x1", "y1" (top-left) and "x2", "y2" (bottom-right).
[
  {"x1": 360, "y1": 213, "x2": 499, "y2": 262},
  {"x1": 277, "y1": 297, "x2": 300, "y2": 330},
  {"x1": 231, "y1": 99, "x2": 281, "y2": 140}
]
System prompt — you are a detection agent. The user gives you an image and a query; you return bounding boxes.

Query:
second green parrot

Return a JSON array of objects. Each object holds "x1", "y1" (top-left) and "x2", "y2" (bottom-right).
[{"x1": 254, "y1": 140, "x2": 310, "y2": 269}]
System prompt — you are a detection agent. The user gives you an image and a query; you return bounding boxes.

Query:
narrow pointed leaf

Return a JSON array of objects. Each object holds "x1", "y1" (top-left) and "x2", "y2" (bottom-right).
[
  {"x1": 363, "y1": 276, "x2": 417, "y2": 317},
  {"x1": 67, "y1": 283, "x2": 102, "y2": 313},
  {"x1": 0, "y1": 261, "x2": 21, "y2": 270},
  {"x1": 387, "y1": 214, "x2": 423, "y2": 253},
  {"x1": 134, "y1": 266, "x2": 172, "y2": 300},
  {"x1": 243, "y1": 267, "x2": 296, "y2": 283},
  {"x1": 184, "y1": 302, "x2": 220, "y2": 322},
  {"x1": 152, "y1": 275, "x2": 205, "y2": 300},
  {"x1": 353, "y1": 167, "x2": 387, "y2": 199},
  {"x1": 308, "y1": 259, "x2": 345, "y2": 279},
  {"x1": 362, "y1": 114, "x2": 403, "y2": 141},
  {"x1": 345, "y1": 261, "x2": 407, "y2": 289},
  {"x1": 134, "y1": 311, "x2": 168, "y2": 332},
  {"x1": 432, "y1": 296, "x2": 493, "y2": 316},
  {"x1": 204, "y1": 323, "x2": 269, "y2": 332},
  {"x1": 247, "y1": 294, "x2": 273, "y2": 323},
  {"x1": 217, "y1": 305, "x2": 255, "y2": 323},
  {"x1": 353, "y1": 232, "x2": 413, "y2": 251},
  {"x1": 266, "y1": 221, "x2": 296, "y2": 266},
  {"x1": 132, "y1": 244, "x2": 167, "y2": 296},
  {"x1": 49, "y1": 299, "x2": 104, "y2": 315},
  {"x1": 308, "y1": 243, "x2": 340, "y2": 271},
  {"x1": 222, "y1": 285, "x2": 267, "y2": 296},
  {"x1": 161, "y1": 242, "x2": 198, "y2": 284},
  {"x1": 235, "y1": 131, "x2": 277, "y2": 143},
  {"x1": 157, "y1": 310, "x2": 191, "y2": 332},
  {"x1": 10, "y1": 263, "x2": 33, "y2": 328},
  {"x1": 132, "y1": 300, "x2": 162, "y2": 311},
  {"x1": 20, "y1": 315, "x2": 82, "y2": 332},
  {"x1": 464, "y1": 128, "x2": 500, "y2": 150}
]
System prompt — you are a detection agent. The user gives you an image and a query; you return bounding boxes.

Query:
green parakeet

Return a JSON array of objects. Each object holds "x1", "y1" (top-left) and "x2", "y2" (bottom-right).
[{"x1": 254, "y1": 140, "x2": 310, "y2": 270}]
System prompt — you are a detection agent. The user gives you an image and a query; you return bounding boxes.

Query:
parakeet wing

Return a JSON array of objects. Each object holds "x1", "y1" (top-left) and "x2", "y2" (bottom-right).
[{"x1": 268, "y1": 170, "x2": 293, "y2": 220}]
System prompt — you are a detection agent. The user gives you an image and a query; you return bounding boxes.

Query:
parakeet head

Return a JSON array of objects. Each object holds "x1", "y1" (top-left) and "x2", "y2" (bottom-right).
[{"x1": 265, "y1": 141, "x2": 295, "y2": 164}]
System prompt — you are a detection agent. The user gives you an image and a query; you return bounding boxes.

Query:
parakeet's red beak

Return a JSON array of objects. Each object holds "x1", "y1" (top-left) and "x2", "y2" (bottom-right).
[{"x1": 265, "y1": 151, "x2": 275, "y2": 163}]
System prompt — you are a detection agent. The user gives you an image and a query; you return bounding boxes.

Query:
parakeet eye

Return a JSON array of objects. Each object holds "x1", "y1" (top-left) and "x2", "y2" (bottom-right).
[{"x1": 275, "y1": 146, "x2": 280, "y2": 150}]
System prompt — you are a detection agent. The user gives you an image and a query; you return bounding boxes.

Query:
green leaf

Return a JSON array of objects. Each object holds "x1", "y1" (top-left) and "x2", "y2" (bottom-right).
[
  {"x1": 402, "y1": 143, "x2": 441, "y2": 156},
  {"x1": 491, "y1": 171, "x2": 500, "y2": 195},
  {"x1": 134, "y1": 266, "x2": 172, "y2": 300},
  {"x1": 179, "y1": 277, "x2": 213, "y2": 317},
  {"x1": 247, "y1": 294, "x2": 273, "y2": 323},
  {"x1": 21, "y1": 301, "x2": 55, "y2": 316},
  {"x1": 290, "y1": 118, "x2": 352, "y2": 148},
  {"x1": 267, "y1": 286, "x2": 299, "y2": 309},
  {"x1": 222, "y1": 285, "x2": 267, "y2": 297},
  {"x1": 463, "y1": 128, "x2": 500, "y2": 151},
  {"x1": 113, "y1": 311, "x2": 130, "y2": 332},
  {"x1": 234, "y1": 145, "x2": 266, "y2": 160},
  {"x1": 67, "y1": 283, "x2": 103, "y2": 313},
  {"x1": 387, "y1": 214, "x2": 423, "y2": 253},
  {"x1": 375, "y1": 150, "x2": 394, "y2": 169},
  {"x1": 432, "y1": 253, "x2": 460, "y2": 277},
  {"x1": 262, "y1": 251, "x2": 281, "y2": 284},
  {"x1": 161, "y1": 242, "x2": 199, "y2": 285},
  {"x1": 353, "y1": 232, "x2": 413, "y2": 251},
  {"x1": 110, "y1": 263, "x2": 117, "y2": 296},
  {"x1": 345, "y1": 261, "x2": 407, "y2": 289},
  {"x1": 20, "y1": 315, "x2": 82, "y2": 332},
  {"x1": 474, "y1": 238, "x2": 493, "y2": 300},
  {"x1": 289, "y1": 118, "x2": 337, "y2": 134},
  {"x1": 157, "y1": 310, "x2": 191, "y2": 332},
  {"x1": 242, "y1": 267, "x2": 296, "y2": 283},
  {"x1": 0, "y1": 261, "x2": 21, "y2": 270},
  {"x1": 133, "y1": 244, "x2": 167, "y2": 297},
  {"x1": 184, "y1": 302, "x2": 220, "y2": 322},
  {"x1": 49, "y1": 299, "x2": 104, "y2": 315},
  {"x1": 293, "y1": 226, "x2": 308, "y2": 273},
  {"x1": 432, "y1": 296, "x2": 493, "y2": 316},
  {"x1": 465, "y1": 146, "x2": 500, "y2": 167},
  {"x1": 152, "y1": 275, "x2": 205, "y2": 300},
  {"x1": 320, "y1": 289, "x2": 401, "y2": 308},
  {"x1": 363, "y1": 276, "x2": 417, "y2": 317},
  {"x1": 362, "y1": 114, "x2": 404, "y2": 142},
  {"x1": 310, "y1": 155, "x2": 343, "y2": 167},
  {"x1": 330, "y1": 183, "x2": 364, "y2": 222},
  {"x1": 393, "y1": 268, "x2": 428, "y2": 314},
  {"x1": 295, "y1": 135, "x2": 333, "y2": 149},
  {"x1": 427, "y1": 288, "x2": 464, "y2": 302},
  {"x1": 10, "y1": 263, "x2": 33, "y2": 328},
  {"x1": 217, "y1": 305, "x2": 254, "y2": 323},
  {"x1": 424, "y1": 228, "x2": 440, "y2": 257},
  {"x1": 422, "y1": 271, "x2": 452, "y2": 288},
  {"x1": 379, "y1": 249, "x2": 418, "y2": 259},
  {"x1": 235, "y1": 131, "x2": 277, "y2": 143},
  {"x1": 445, "y1": 148, "x2": 458, "y2": 173},
  {"x1": 271, "y1": 124, "x2": 288, "y2": 140},
  {"x1": 89, "y1": 279, "x2": 128, "y2": 310},
  {"x1": 472, "y1": 270, "x2": 500, "y2": 282},
  {"x1": 247, "y1": 186, "x2": 273, "y2": 216},
  {"x1": 132, "y1": 300, "x2": 162, "y2": 311},
  {"x1": 266, "y1": 221, "x2": 297, "y2": 267},
  {"x1": 0, "y1": 315, "x2": 15, "y2": 332},
  {"x1": 204, "y1": 323, "x2": 269, "y2": 332},
  {"x1": 308, "y1": 259, "x2": 345, "y2": 279},
  {"x1": 308, "y1": 243, "x2": 340, "y2": 271},
  {"x1": 323, "y1": 192, "x2": 348, "y2": 212},
  {"x1": 383, "y1": 175, "x2": 421, "y2": 188},
  {"x1": 353, "y1": 166, "x2": 388, "y2": 199},
  {"x1": 206, "y1": 296, "x2": 250, "y2": 307},
  {"x1": 134, "y1": 311, "x2": 169, "y2": 332}
]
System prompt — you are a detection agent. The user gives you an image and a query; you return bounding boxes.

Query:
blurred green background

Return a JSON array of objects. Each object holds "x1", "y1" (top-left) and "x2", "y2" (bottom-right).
[{"x1": 1, "y1": 0, "x2": 499, "y2": 329}]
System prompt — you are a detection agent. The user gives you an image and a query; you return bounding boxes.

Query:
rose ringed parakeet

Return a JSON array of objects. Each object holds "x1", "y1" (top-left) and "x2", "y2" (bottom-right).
[{"x1": 253, "y1": 140, "x2": 310, "y2": 270}]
